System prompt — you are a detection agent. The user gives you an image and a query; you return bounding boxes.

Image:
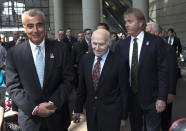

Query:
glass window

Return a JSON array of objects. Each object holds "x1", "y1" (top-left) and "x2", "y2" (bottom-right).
[{"x1": 0, "y1": 0, "x2": 49, "y2": 32}]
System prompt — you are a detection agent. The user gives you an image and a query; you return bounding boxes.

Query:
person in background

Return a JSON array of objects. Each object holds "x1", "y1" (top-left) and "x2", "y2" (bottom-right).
[
  {"x1": 97, "y1": 22, "x2": 110, "y2": 31},
  {"x1": 64, "y1": 28, "x2": 77, "y2": 53},
  {"x1": 16, "y1": 33, "x2": 28, "y2": 45},
  {"x1": 166, "y1": 28, "x2": 182, "y2": 58},
  {"x1": 110, "y1": 32, "x2": 119, "y2": 53},
  {"x1": 6, "y1": 8, "x2": 74, "y2": 131},
  {"x1": 77, "y1": 32, "x2": 84, "y2": 43},
  {"x1": 4, "y1": 31, "x2": 19, "y2": 50},
  {"x1": 56, "y1": 29, "x2": 65, "y2": 43},
  {"x1": 146, "y1": 21, "x2": 178, "y2": 131},
  {"x1": 73, "y1": 29, "x2": 129, "y2": 131}
]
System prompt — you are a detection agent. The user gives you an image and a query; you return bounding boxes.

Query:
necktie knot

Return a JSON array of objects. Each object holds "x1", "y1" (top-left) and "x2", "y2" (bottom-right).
[
  {"x1": 97, "y1": 57, "x2": 102, "y2": 62},
  {"x1": 36, "y1": 46, "x2": 41, "y2": 51},
  {"x1": 134, "y1": 38, "x2": 137, "y2": 44}
]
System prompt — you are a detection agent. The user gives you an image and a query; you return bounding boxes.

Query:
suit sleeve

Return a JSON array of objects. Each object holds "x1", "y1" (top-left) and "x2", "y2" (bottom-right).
[
  {"x1": 167, "y1": 45, "x2": 177, "y2": 94},
  {"x1": 157, "y1": 38, "x2": 169, "y2": 101},
  {"x1": 119, "y1": 58, "x2": 129, "y2": 120},
  {"x1": 49, "y1": 44, "x2": 74, "y2": 109},
  {"x1": 6, "y1": 49, "x2": 36, "y2": 116},
  {"x1": 74, "y1": 55, "x2": 86, "y2": 113}
]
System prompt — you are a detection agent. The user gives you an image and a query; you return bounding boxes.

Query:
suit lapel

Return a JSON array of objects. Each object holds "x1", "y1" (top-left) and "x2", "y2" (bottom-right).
[
  {"x1": 96, "y1": 51, "x2": 112, "y2": 92},
  {"x1": 139, "y1": 32, "x2": 150, "y2": 68},
  {"x1": 43, "y1": 39, "x2": 54, "y2": 89},
  {"x1": 87, "y1": 53, "x2": 95, "y2": 91}
]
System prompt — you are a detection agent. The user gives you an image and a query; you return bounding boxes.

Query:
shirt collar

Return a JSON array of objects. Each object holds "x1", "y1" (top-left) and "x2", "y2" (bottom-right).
[
  {"x1": 29, "y1": 39, "x2": 45, "y2": 51},
  {"x1": 131, "y1": 31, "x2": 144, "y2": 43},
  {"x1": 95, "y1": 49, "x2": 110, "y2": 62}
]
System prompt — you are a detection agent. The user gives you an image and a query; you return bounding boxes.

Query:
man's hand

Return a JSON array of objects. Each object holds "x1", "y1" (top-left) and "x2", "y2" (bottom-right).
[
  {"x1": 36, "y1": 102, "x2": 56, "y2": 117},
  {"x1": 167, "y1": 94, "x2": 175, "y2": 104},
  {"x1": 120, "y1": 120, "x2": 126, "y2": 129},
  {"x1": 72, "y1": 113, "x2": 80, "y2": 123},
  {"x1": 156, "y1": 100, "x2": 166, "y2": 113}
]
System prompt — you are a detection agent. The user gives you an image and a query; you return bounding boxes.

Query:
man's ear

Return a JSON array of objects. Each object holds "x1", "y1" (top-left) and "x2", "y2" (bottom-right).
[
  {"x1": 108, "y1": 40, "x2": 112, "y2": 47},
  {"x1": 139, "y1": 20, "x2": 144, "y2": 28}
]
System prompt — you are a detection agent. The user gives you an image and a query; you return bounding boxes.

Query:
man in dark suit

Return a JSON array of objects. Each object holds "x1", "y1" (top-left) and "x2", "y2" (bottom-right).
[
  {"x1": 117, "y1": 8, "x2": 168, "y2": 131},
  {"x1": 6, "y1": 9, "x2": 74, "y2": 131},
  {"x1": 165, "y1": 28, "x2": 182, "y2": 58},
  {"x1": 80, "y1": 28, "x2": 92, "y2": 54},
  {"x1": 64, "y1": 28, "x2": 77, "y2": 53},
  {"x1": 166, "y1": 28, "x2": 182, "y2": 78},
  {"x1": 146, "y1": 22, "x2": 178, "y2": 131},
  {"x1": 73, "y1": 29, "x2": 129, "y2": 131},
  {"x1": 4, "y1": 31, "x2": 19, "y2": 50}
]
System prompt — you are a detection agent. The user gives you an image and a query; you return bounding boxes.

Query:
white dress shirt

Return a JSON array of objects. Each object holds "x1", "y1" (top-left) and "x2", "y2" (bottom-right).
[
  {"x1": 168, "y1": 37, "x2": 174, "y2": 45},
  {"x1": 93, "y1": 49, "x2": 110, "y2": 75},
  {"x1": 129, "y1": 31, "x2": 144, "y2": 69},
  {"x1": 29, "y1": 39, "x2": 45, "y2": 65}
]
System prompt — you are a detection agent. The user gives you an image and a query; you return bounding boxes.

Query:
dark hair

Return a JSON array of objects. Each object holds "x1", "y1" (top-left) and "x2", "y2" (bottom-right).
[
  {"x1": 110, "y1": 32, "x2": 118, "y2": 41},
  {"x1": 168, "y1": 28, "x2": 175, "y2": 33},
  {"x1": 83, "y1": 28, "x2": 91, "y2": 34},
  {"x1": 65, "y1": 28, "x2": 71, "y2": 31},
  {"x1": 97, "y1": 23, "x2": 109, "y2": 31}
]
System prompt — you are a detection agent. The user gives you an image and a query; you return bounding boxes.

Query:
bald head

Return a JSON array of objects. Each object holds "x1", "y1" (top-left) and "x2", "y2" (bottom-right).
[
  {"x1": 91, "y1": 29, "x2": 111, "y2": 57},
  {"x1": 92, "y1": 29, "x2": 110, "y2": 44}
]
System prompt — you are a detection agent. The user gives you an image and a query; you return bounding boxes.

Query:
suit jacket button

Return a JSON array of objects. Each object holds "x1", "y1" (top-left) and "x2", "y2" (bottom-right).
[{"x1": 94, "y1": 96, "x2": 98, "y2": 100}]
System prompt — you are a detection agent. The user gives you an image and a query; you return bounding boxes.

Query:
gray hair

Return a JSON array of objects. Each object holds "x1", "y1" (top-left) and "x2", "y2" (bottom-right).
[
  {"x1": 22, "y1": 8, "x2": 46, "y2": 26},
  {"x1": 146, "y1": 21, "x2": 160, "y2": 33}
]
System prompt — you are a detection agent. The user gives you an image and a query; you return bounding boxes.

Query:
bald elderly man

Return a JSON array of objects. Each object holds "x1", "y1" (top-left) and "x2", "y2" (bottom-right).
[{"x1": 73, "y1": 29, "x2": 129, "y2": 131}]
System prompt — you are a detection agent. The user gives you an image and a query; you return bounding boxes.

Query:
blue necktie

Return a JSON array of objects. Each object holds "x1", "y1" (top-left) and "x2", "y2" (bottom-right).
[{"x1": 35, "y1": 46, "x2": 44, "y2": 88}]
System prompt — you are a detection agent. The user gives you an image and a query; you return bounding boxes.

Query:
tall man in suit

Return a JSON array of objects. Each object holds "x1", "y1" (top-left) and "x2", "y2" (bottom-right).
[
  {"x1": 73, "y1": 29, "x2": 129, "y2": 131},
  {"x1": 146, "y1": 22, "x2": 178, "y2": 131},
  {"x1": 117, "y1": 8, "x2": 168, "y2": 131},
  {"x1": 6, "y1": 9, "x2": 74, "y2": 131}
]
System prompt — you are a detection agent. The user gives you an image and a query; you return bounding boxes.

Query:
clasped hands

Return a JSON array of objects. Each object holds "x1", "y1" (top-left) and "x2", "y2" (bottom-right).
[{"x1": 34, "y1": 102, "x2": 56, "y2": 117}]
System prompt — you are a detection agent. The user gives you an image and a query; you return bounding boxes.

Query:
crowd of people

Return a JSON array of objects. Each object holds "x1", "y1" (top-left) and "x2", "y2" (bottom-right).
[{"x1": 0, "y1": 7, "x2": 183, "y2": 131}]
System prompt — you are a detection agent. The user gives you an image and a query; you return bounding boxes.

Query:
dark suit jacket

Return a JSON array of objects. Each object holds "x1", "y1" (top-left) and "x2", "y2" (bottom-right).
[
  {"x1": 4, "y1": 40, "x2": 16, "y2": 50},
  {"x1": 64, "y1": 37, "x2": 77, "y2": 53},
  {"x1": 117, "y1": 32, "x2": 168, "y2": 110},
  {"x1": 165, "y1": 44, "x2": 177, "y2": 94},
  {"x1": 6, "y1": 39, "x2": 74, "y2": 131},
  {"x1": 74, "y1": 51, "x2": 129, "y2": 131},
  {"x1": 165, "y1": 36, "x2": 182, "y2": 57}
]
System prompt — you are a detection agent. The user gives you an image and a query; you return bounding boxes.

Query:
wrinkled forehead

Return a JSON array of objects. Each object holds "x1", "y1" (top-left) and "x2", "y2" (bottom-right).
[{"x1": 92, "y1": 34, "x2": 107, "y2": 43}]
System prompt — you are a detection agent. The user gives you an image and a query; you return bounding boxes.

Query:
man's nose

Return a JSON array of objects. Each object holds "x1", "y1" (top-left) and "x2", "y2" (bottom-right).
[{"x1": 33, "y1": 25, "x2": 38, "y2": 32}]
